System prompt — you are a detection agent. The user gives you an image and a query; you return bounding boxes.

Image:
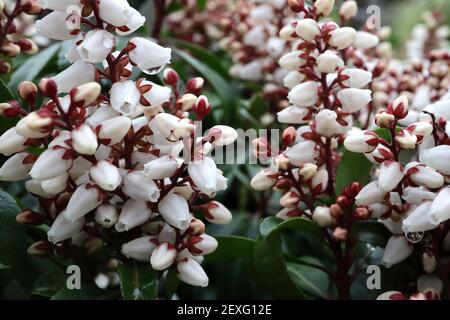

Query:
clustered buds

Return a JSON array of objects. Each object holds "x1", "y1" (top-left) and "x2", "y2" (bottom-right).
[
  {"x1": 0, "y1": 0, "x2": 42, "y2": 74},
  {"x1": 0, "y1": 0, "x2": 239, "y2": 289}
]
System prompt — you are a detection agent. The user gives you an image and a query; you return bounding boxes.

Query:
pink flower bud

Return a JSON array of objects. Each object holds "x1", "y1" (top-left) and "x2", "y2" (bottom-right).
[
  {"x1": 280, "y1": 191, "x2": 300, "y2": 208},
  {"x1": 204, "y1": 201, "x2": 232, "y2": 224},
  {"x1": 388, "y1": 95, "x2": 409, "y2": 119},
  {"x1": 193, "y1": 95, "x2": 211, "y2": 118},
  {"x1": 163, "y1": 68, "x2": 179, "y2": 85}
]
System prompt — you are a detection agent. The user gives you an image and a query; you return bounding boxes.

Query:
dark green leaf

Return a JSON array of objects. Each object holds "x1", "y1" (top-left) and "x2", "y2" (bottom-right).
[
  {"x1": 0, "y1": 79, "x2": 15, "y2": 101},
  {"x1": 353, "y1": 220, "x2": 391, "y2": 248},
  {"x1": 335, "y1": 150, "x2": 373, "y2": 194},
  {"x1": 174, "y1": 48, "x2": 237, "y2": 122},
  {"x1": 32, "y1": 272, "x2": 67, "y2": 298},
  {"x1": 9, "y1": 43, "x2": 61, "y2": 89},
  {"x1": 252, "y1": 217, "x2": 326, "y2": 299},
  {"x1": 51, "y1": 285, "x2": 110, "y2": 300},
  {"x1": 205, "y1": 236, "x2": 255, "y2": 262},
  {"x1": 196, "y1": 0, "x2": 207, "y2": 10},
  {"x1": 117, "y1": 261, "x2": 158, "y2": 300},
  {"x1": 287, "y1": 257, "x2": 331, "y2": 299},
  {"x1": 0, "y1": 190, "x2": 27, "y2": 267}
]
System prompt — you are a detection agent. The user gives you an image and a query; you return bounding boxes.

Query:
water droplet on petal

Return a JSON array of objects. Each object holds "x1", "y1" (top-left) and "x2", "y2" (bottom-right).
[
  {"x1": 142, "y1": 65, "x2": 164, "y2": 75},
  {"x1": 405, "y1": 231, "x2": 424, "y2": 243}
]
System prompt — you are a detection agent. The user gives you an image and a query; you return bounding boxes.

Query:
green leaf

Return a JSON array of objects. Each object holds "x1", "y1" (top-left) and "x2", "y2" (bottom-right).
[
  {"x1": 117, "y1": 261, "x2": 158, "y2": 300},
  {"x1": 174, "y1": 48, "x2": 237, "y2": 122},
  {"x1": 0, "y1": 262, "x2": 11, "y2": 271},
  {"x1": 287, "y1": 257, "x2": 331, "y2": 299},
  {"x1": 205, "y1": 236, "x2": 255, "y2": 262},
  {"x1": 51, "y1": 285, "x2": 110, "y2": 300},
  {"x1": 335, "y1": 150, "x2": 373, "y2": 194},
  {"x1": 196, "y1": 0, "x2": 207, "y2": 10},
  {"x1": 164, "y1": 267, "x2": 179, "y2": 299},
  {"x1": 0, "y1": 190, "x2": 27, "y2": 267},
  {"x1": 252, "y1": 217, "x2": 326, "y2": 299},
  {"x1": 0, "y1": 79, "x2": 15, "y2": 101},
  {"x1": 353, "y1": 220, "x2": 391, "y2": 248},
  {"x1": 32, "y1": 272, "x2": 67, "y2": 298},
  {"x1": 9, "y1": 43, "x2": 61, "y2": 89}
]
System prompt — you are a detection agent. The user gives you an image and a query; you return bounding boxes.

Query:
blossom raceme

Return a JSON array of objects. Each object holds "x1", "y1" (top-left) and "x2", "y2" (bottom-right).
[{"x1": 0, "y1": 0, "x2": 238, "y2": 289}]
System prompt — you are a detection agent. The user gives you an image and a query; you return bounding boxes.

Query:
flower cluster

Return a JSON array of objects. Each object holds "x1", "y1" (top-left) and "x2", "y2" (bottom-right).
[
  {"x1": 250, "y1": 0, "x2": 450, "y2": 299},
  {"x1": 0, "y1": 0, "x2": 42, "y2": 74},
  {"x1": 0, "y1": 0, "x2": 237, "y2": 288}
]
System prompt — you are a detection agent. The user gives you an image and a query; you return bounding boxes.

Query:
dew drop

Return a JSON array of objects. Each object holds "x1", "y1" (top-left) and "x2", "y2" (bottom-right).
[
  {"x1": 142, "y1": 65, "x2": 164, "y2": 75},
  {"x1": 405, "y1": 231, "x2": 424, "y2": 243}
]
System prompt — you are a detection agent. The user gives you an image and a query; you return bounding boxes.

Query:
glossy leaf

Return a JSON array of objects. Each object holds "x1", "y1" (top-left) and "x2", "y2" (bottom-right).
[{"x1": 117, "y1": 262, "x2": 158, "y2": 300}]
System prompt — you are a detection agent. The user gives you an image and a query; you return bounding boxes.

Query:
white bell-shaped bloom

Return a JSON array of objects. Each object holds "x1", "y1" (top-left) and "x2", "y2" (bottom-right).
[
  {"x1": 284, "y1": 140, "x2": 318, "y2": 166},
  {"x1": 128, "y1": 37, "x2": 172, "y2": 74},
  {"x1": 71, "y1": 124, "x2": 98, "y2": 155},
  {"x1": 312, "y1": 206, "x2": 333, "y2": 227},
  {"x1": 139, "y1": 80, "x2": 171, "y2": 108},
  {"x1": 337, "y1": 88, "x2": 372, "y2": 113},
  {"x1": 98, "y1": 0, "x2": 131, "y2": 26},
  {"x1": 116, "y1": 7, "x2": 146, "y2": 35},
  {"x1": 52, "y1": 61, "x2": 96, "y2": 93},
  {"x1": 279, "y1": 51, "x2": 306, "y2": 71},
  {"x1": 208, "y1": 125, "x2": 238, "y2": 147},
  {"x1": 122, "y1": 171, "x2": 160, "y2": 202},
  {"x1": 158, "y1": 193, "x2": 191, "y2": 230},
  {"x1": 407, "y1": 165, "x2": 444, "y2": 189},
  {"x1": 382, "y1": 236, "x2": 413, "y2": 268},
  {"x1": 402, "y1": 187, "x2": 436, "y2": 205},
  {"x1": 341, "y1": 68, "x2": 372, "y2": 88},
  {"x1": 355, "y1": 181, "x2": 386, "y2": 206},
  {"x1": 97, "y1": 116, "x2": 132, "y2": 145},
  {"x1": 315, "y1": 109, "x2": 343, "y2": 137},
  {"x1": 29, "y1": 148, "x2": 72, "y2": 180},
  {"x1": 121, "y1": 236, "x2": 157, "y2": 261},
  {"x1": 288, "y1": 81, "x2": 319, "y2": 107},
  {"x1": 41, "y1": 172, "x2": 69, "y2": 195},
  {"x1": 204, "y1": 201, "x2": 232, "y2": 224},
  {"x1": 295, "y1": 19, "x2": 320, "y2": 42},
  {"x1": 378, "y1": 161, "x2": 404, "y2": 192},
  {"x1": 283, "y1": 71, "x2": 305, "y2": 89},
  {"x1": 428, "y1": 187, "x2": 450, "y2": 225},
  {"x1": 277, "y1": 106, "x2": 310, "y2": 124},
  {"x1": 150, "y1": 242, "x2": 177, "y2": 270},
  {"x1": 77, "y1": 29, "x2": 115, "y2": 63},
  {"x1": 0, "y1": 153, "x2": 33, "y2": 181},
  {"x1": 402, "y1": 202, "x2": 436, "y2": 233},
  {"x1": 95, "y1": 204, "x2": 119, "y2": 229},
  {"x1": 110, "y1": 80, "x2": 141, "y2": 116},
  {"x1": 251, "y1": 169, "x2": 277, "y2": 191},
  {"x1": 419, "y1": 145, "x2": 450, "y2": 175},
  {"x1": 64, "y1": 183, "x2": 103, "y2": 221},
  {"x1": 47, "y1": 211, "x2": 84, "y2": 243},
  {"x1": 0, "y1": 127, "x2": 28, "y2": 155},
  {"x1": 36, "y1": 11, "x2": 76, "y2": 40},
  {"x1": 90, "y1": 160, "x2": 122, "y2": 191},
  {"x1": 177, "y1": 258, "x2": 209, "y2": 287},
  {"x1": 317, "y1": 50, "x2": 343, "y2": 73},
  {"x1": 116, "y1": 200, "x2": 151, "y2": 232},
  {"x1": 353, "y1": 31, "x2": 379, "y2": 49},
  {"x1": 40, "y1": 0, "x2": 80, "y2": 11},
  {"x1": 142, "y1": 155, "x2": 178, "y2": 180},
  {"x1": 328, "y1": 27, "x2": 356, "y2": 50}
]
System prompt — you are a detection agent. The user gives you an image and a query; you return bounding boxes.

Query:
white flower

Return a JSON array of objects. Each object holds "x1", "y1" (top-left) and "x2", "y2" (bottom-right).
[
  {"x1": 128, "y1": 37, "x2": 171, "y2": 74},
  {"x1": 122, "y1": 171, "x2": 160, "y2": 202},
  {"x1": 98, "y1": 0, "x2": 131, "y2": 26},
  {"x1": 36, "y1": 11, "x2": 76, "y2": 40},
  {"x1": 355, "y1": 181, "x2": 386, "y2": 206},
  {"x1": 284, "y1": 140, "x2": 318, "y2": 166},
  {"x1": 378, "y1": 161, "x2": 404, "y2": 192},
  {"x1": 328, "y1": 27, "x2": 356, "y2": 50},
  {"x1": 209, "y1": 125, "x2": 238, "y2": 146},
  {"x1": 337, "y1": 88, "x2": 372, "y2": 113},
  {"x1": 288, "y1": 81, "x2": 319, "y2": 107},
  {"x1": 150, "y1": 242, "x2": 177, "y2": 270},
  {"x1": 315, "y1": 109, "x2": 342, "y2": 137},
  {"x1": 382, "y1": 236, "x2": 413, "y2": 268},
  {"x1": 402, "y1": 187, "x2": 436, "y2": 204},
  {"x1": 77, "y1": 29, "x2": 115, "y2": 63},
  {"x1": 110, "y1": 80, "x2": 141, "y2": 116},
  {"x1": 143, "y1": 155, "x2": 178, "y2": 180},
  {"x1": 158, "y1": 193, "x2": 191, "y2": 230},
  {"x1": 250, "y1": 4, "x2": 274, "y2": 22},
  {"x1": 29, "y1": 148, "x2": 72, "y2": 180},
  {"x1": 116, "y1": 7, "x2": 146, "y2": 35},
  {"x1": 341, "y1": 68, "x2": 372, "y2": 88},
  {"x1": 279, "y1": 51, "x2": 306, "y2": 70},
  {"x1": 95, "y1": 204, "x2": 119, "y2": 229},
  {"x1": 0, "y1": 127, "x2": 28, "y2": 155},
  {"x1": 407, "y1": 164, "x2": 444, "y2": 189},
  {"x1": 315, "y1": 0, "x2": 335, "y2": 16},
  {"x1": 402, "y1": 202, "x2": 436, "y2": 233},
  {"x1": 243, "y1": 25, "x2": 265, "y2": 46},
  {"x1": 295, "y1": 19, "x2": 320, "y2": 42},
  {"x1": 353, "y1": 31, "x2": 379, "y2": 49},
  {"x1": 177, "y1": 258, "x2": 209, "y2": 287},
  {"x1": 71, "y1": 124, "x2": 98, "y2": 155},
  {"x1": 40, "y1": 0, "x2": 80, "y2": 11},
  {"x1": 339, "y1": 0, "x2": 358, "y2": 21},
  {"x1": 116, "y1": 199, "x2": 152, "y2": 232},
  {"x1": 283, "y1": 71, "x2": 305, "y2": 89},
  {"x1": 343, "y1": 129, "x2": 378, "y2": 153},
  {"x1": 41, "y1": 172, "x2": 69, "y2": 195},
  {"x1": 47, "y1": 211, "x2": 84, "y2": 243},
  {"x1": 188, "y1": 157, "x2": 219, "y2": 194},
  {"x1": 317, "y1": 50, "x2": 343, "y2": 73},
  {"x1": 312, "y1": 206, "x2": 333, "y2": 227},
  {"x1": 191, "y1": 234, "x2": 218, "y2": 255},
  {"x1": 121, "y1": 236, "x2": 157, "y2": 261},
  {"x1": 428, "y1": 187, "x2": 450, "y2": 225},
  {"x1": 90, "y1": 160, "x2": 122, "y2": 191},
  {"x1": 97, "y1": 116, "x2": 132, "y2": 146},
  {"x1": 237, "y1": 61, "x2": 263, "y2": 81},
  {"x1": 419, "y1": 145, "x2": 450, "y2": 175},
  {"x1": 204, "y1": 201, "x2": 232, "y2": 224},
  {"x1": 64, "y1": 183, "x2": 103, "y2": 222},
  {"x1": 52, "y1": 61, "x2": 96, "y2": 93},
  {"x1": 251, "y1": 169, "x2": 277, "y2": 190},
  {"x1": 139, "y1": 80, "x2": 171, "y2": 108},
  {"x1": 0, "y1": 153, "x2": 33, "y2": 181},
  {"x1": 277, "y1": 106, "x2": 310, "y2": 124}
]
